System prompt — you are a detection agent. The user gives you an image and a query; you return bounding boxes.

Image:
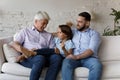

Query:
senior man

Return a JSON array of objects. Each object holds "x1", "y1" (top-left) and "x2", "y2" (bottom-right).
[{"x1": 11, "y1": 11, "x2": 62, "y2": 80}]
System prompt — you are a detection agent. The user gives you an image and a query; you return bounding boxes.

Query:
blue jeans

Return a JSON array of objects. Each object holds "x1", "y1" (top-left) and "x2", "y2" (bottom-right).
[
  {"x1": 19, "y1": 49, "x2": 62, "y2": 80},
  {"x1": 62, "y1": 57, "x2": 102, "y2": 80}
]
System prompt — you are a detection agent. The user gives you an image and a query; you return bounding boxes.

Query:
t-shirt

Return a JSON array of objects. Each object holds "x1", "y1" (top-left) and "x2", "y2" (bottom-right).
[{"x1": 54, "y1": 37, "x2": 75, "y2": 57}]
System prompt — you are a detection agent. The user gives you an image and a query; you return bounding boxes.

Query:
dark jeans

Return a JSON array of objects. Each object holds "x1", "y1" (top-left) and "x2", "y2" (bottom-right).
[
  {"x1": 19, "y1": 48, "x2": 63, "y2": 80},
  {"x1": 34, "y1": 48, "x2": 55, "y2": 57}
]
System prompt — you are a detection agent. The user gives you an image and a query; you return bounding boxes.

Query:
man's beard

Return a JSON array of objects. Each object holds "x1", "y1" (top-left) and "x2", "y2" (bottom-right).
[{"x1": 77, "y1": 25, "x2": 88, "y2": 31}]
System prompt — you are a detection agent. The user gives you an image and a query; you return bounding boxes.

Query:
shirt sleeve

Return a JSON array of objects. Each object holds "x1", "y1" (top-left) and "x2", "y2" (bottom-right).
[
  {"x1": 13, "y1": 29, "x2": 26, "y2": 45},
  {"x1": 66, "y1": 40, "x2": 75, "y2": 50},
  {"x1": 49, "y1": 34, "x2": 56, "y2": 48},
  {"x1": 89, "y1": 31, "x2": 101, "y2": 55},
  {"x1": 71, "y1": 27, "x2": 77, "y2": 34}
]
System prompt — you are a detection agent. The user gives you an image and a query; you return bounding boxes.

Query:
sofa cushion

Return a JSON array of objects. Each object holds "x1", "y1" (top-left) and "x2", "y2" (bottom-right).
[
  {"x1": 102, "y1": 61, "x2": 120, "y2": 78},
  {"x1": 74, "y1": 67, "x2": 89, "y2": 78},
  {"x1": 0, "y1": 74, "x2": 29, "y2": 80},
  {"x1": 3, "y1": 42, "x2": 20, "y2": 63},
  {"x1": 74, "y1": 61, "x2": 120, "y2": 78},
  {"x1": 1, "y1": 62, "x2": 57, "y2": 78},
  {"x1": 1, "y1": 62, "x2": 31, "y2": 77},
  {"x1": 98, "y1": 36, "x2": 120, "y2": 61},
  {"x1": 1, "y1": 61, "x2": 120, "y2": 79}
]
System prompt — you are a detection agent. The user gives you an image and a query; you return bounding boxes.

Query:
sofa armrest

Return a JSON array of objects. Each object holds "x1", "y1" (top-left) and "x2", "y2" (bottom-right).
[
  {"x1": 0, "y1": 41, "x2": 5, "y2": 73},
  {"x1": 0, "y1": 36, "x2": 13, "y2": 73}
]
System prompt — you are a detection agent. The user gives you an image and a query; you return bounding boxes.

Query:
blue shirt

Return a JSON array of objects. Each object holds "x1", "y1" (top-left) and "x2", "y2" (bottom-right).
[
  {"x1": 72, "y1": 27, "x2": 101, "y2": 57},
  {"x1": 54, "y1": 37, "x2": 75, "y2": 57}
]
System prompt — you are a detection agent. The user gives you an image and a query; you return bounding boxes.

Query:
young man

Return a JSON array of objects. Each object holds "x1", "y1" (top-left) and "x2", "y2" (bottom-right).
[
  {"x1": 11, "y1": 11, "x2": 62, "y2": 80},
  {"x1": 62, "y1": 12, "x2": 102, "y2": 80}
]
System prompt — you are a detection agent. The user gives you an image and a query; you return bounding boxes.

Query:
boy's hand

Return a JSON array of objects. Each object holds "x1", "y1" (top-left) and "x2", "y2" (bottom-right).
[
  {"x1": 55, "y1": 47, "x2": 60, "y2": 54},
  {"x1": 60, "y1": 42, "x2": 65, "y2": 50}
]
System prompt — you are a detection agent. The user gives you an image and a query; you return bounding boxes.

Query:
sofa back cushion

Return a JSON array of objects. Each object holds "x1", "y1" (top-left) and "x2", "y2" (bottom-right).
[
  {"x1": 98, "y1": 36, "x2": 120, "y2": 61},
  {"x1": 3, "y1": 42, "x2": 20, "y2": 63}
]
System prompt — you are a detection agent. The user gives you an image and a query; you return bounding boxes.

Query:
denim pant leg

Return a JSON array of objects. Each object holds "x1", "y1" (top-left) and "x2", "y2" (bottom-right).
[
  {"x1": 62, "y1": 58, "x2": 81, "y2": 80},
  {"x1": 19, "y1": 55, "x2": 45, "y2": 80},
  {"x1": 81, "y1": 57, "x2": 103, "y2": 80},
  {"x1": 45, "y1": 54, "x2": 63, "y2": 80},
  {"x1": 34, "y1": 48, "x2": 55, "y2": 56}
]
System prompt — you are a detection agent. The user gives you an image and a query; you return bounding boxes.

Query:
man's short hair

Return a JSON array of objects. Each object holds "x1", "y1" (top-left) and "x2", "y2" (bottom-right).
[
  {"x1": 34, "y1": 11, "x2": 50, "y2": 21},
  {"x1": 78, "y1": 12, "x2": 91, "y2": 21}
]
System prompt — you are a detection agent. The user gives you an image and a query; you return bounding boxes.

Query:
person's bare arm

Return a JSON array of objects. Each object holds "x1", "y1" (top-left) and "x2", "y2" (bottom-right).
[
  {"x1": 77, "y1": 49, "x2": 93, "y2": 59},
  {"x1": 11, "y1": 41, "x2": 23, "y2": 53},
  {"x1": 60, "y1": 42, "x2": 73, "y2": 57},
  {"x1": 66, "y1": 49, "x2": 93, "y2": 60},
  {"x1": 11, "y1": 41, "x2": 36, "y2": 58},
  {"x1": 62, "y1": 48, "x2": 73, "y2": 57}
]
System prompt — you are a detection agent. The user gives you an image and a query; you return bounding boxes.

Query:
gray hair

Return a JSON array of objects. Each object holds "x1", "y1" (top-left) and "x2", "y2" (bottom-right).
[{"x1": 34, "y1": 11, "x2": 50, "y2": 22}]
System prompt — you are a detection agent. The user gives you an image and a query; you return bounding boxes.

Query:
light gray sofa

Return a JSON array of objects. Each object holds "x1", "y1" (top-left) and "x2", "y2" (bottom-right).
[{"x1": 0, "y1": 36, "x2": 120, "y2": 80}]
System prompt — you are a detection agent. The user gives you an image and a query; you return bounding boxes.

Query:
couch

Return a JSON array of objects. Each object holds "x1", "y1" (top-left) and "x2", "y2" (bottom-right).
[{"x1": 0, "y1": 36, "x2": 120, "y2": 80}]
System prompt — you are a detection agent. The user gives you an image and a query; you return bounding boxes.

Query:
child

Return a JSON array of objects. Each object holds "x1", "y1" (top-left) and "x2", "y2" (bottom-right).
[
  {"x1": 17, "y1": 24, "x2": 74, "y2": 62},
  {"x1": 54, "y1": 24, "x2": 74, "y2": 57}
]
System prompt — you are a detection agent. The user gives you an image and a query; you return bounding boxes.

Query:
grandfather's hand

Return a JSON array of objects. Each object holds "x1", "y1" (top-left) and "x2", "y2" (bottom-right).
[{"x1": 31, "y1": 48, "x2": 37, "y2": 51}]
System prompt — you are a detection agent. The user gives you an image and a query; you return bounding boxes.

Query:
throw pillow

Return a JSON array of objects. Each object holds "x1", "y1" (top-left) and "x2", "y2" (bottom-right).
[{"x1": 3, "y1": 42, "x2": 20, "y2": 63}]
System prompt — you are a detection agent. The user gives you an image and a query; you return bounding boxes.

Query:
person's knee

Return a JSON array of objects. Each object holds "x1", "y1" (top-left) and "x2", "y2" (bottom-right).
[
  {"x1": 50, "y1": 54, "x2": 62, "y2": 63},
  {"x1": 63, "y1": 58, "x2": 71, "y2": 64},
  {"x1": 32, "y1": 55, "x2": 46, "y2": 70},
  {"x1": 91, "y1": 60, "x2": 102, "y2": 72},
  {"x1": 62, "y1": 58, "x2": 72, "y2": 69},
  {"x1": 96, "y1": 62, "x2": 102, "y2": 71},
  {"x1": 33, "y1": 55, "x2": 45, "y2": 64}
]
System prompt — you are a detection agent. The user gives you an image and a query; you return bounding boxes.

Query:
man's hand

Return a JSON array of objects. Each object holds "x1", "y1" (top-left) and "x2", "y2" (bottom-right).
[
  {"x1": 20, "y1": 46, "x2": 37, "y2": 58},
  {"x1": 31, "y1": 48, "x2": 37, "y2": 51},
  {"x1": 66, "y1": 54, "x2": 78, "y2": 60},
  {"x1": 66, "y1": 21, "x2": 73, "y2": 27},
  {"x1": 52, "y1": 32, "x2": 57, "y2": 37}
]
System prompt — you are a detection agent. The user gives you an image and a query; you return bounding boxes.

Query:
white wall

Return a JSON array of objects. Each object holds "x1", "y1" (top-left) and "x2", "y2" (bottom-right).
[{"x1": 0, "y1": 0, "x2": 120, "y2": 37}]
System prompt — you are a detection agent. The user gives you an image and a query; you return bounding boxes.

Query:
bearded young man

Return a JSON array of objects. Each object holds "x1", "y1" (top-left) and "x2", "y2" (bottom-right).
[{"x1": 62, "y1": 12, "x2": 102, "y2": 80}]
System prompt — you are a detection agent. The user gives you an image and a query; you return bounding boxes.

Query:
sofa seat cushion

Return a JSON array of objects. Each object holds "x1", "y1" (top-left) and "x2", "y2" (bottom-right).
[
  {"x1": 74, "y1": 61, "x2": 120, "y2": 78},
  {"x1": 74, "y1": 67, "x2": 89, "y2": 78},
  {"x1": 1, "y1": 62, "x2": 31, "y2": 77},
  {"x1": 1, "y1": 62, "x2": 60, "y2": 78},
  {"x1": 0, "y1": 74, "x2": 29, "y2": 80}
]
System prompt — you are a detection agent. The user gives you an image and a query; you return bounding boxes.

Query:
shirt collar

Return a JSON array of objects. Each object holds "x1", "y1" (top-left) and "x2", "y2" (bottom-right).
[
  {"x1": 32, "y1": 26, "x2": 36, "y2": 30},
  {"x1": 77, "y1": 27, "x2": 90, "y2": 32},
  {"x1": 84, "y1": 28, "x2": 90, "y2": 32},
  {"x1": 31, "y1": 26, "x2": 46, "y2": 33}
]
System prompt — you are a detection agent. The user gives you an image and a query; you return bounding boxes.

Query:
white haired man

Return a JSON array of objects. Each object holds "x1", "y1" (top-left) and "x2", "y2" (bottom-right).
[{"x1": 11, "y1": 11, "x2": 62, "y2": 80}]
